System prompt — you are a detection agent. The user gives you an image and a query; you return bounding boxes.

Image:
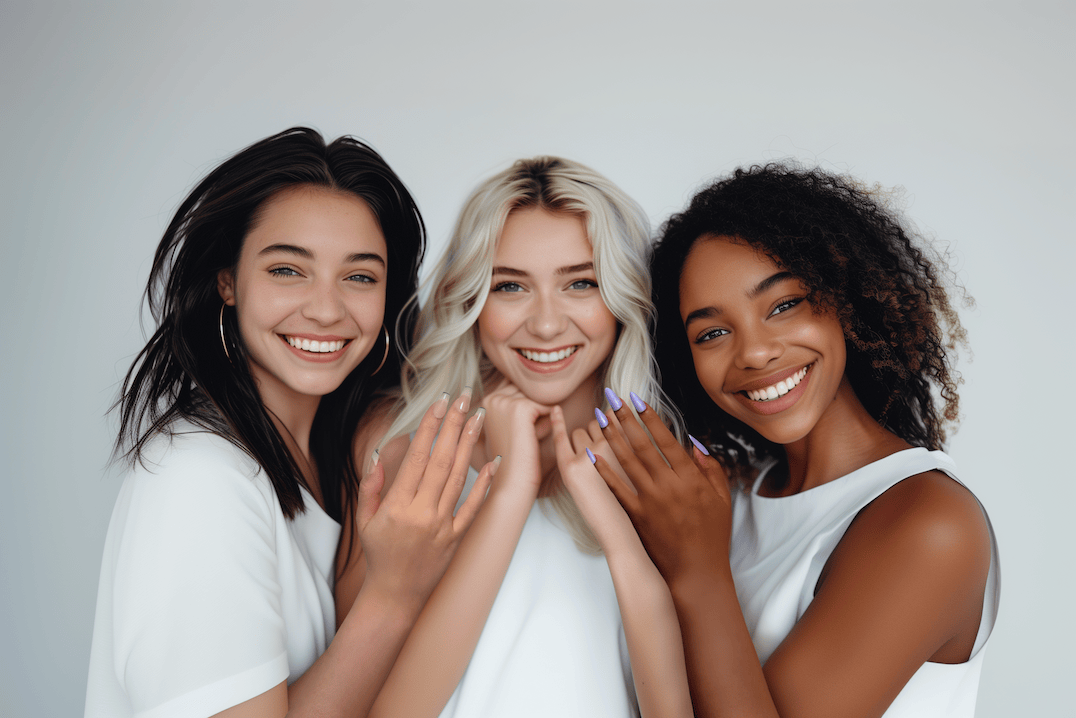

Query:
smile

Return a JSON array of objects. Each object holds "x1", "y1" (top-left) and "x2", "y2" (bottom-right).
[
  {"x1": 284, "y1": 336, "x2": 349, "y2": 354},
  {"x1": 516, "y1": 346, "x2": 579, "y2": 363},
  {"x1": 743, "y1": 365, "x2": 810, "y2": 402}
]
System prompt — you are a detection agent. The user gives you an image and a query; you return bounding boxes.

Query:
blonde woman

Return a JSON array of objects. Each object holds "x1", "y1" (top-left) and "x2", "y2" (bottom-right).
[{"x1": 335, "y1": 158, "x2": 692, "y2": 717}]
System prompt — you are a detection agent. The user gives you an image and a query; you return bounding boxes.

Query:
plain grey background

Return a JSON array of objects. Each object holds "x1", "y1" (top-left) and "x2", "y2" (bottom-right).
[{"x1": 1, "y1": 1, "x2": 1072, "y2": 716}]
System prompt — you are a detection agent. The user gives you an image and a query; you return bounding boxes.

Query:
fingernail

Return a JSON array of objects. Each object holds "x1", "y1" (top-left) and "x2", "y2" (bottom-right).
[
  {"x1": 472, "y1": 406, "x2": 486, "y2": 432},
  {"x1": 629, "y1": 391, "x2": 647, "y2": 413},
  {"x1": 458, "y1": 385, "x2": 473, "y2": 413},
  {"x1": 491, "y1": 455, "x2": 502, "y2": 476},
  {"x1": 371, "y1": 448, "x2": 380, "y2": 466},
  {"x1": 604, "y1": 387, "x2": 623, "y2": 411},
  {"x1": 433, "y1": 392, "x2": 450, "y2": 419},
  {"x1": 594, "y1": 407, "x2": 609, "y2": 429},
  {"x1": 586, "y1": 447, "x2": 596, "y2": 464},
  {"x1": 688, "y1": 434, "x2": 710, "y2": 456}
]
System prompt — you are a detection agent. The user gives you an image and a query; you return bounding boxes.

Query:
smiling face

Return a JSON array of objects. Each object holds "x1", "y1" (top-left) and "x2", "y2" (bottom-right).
[
  {"x1": 678, "y1": 236, "x2": 847, "y2": 446},
  {"x1": 218, "y1": 185, "x2": 388, "y2": 416},
  {"x1": 477, "y1": 207, "x2": 618, "y2": 406}
]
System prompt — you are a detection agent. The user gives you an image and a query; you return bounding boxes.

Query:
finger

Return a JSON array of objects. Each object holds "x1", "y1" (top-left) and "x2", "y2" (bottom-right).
[
  {"x1": 588, "y1": 449, "x2": 640, "y2": 516},
  {"x1": 390, "y1": 391, "x2": 450, "y2": 498},
  {"x1": 595, "y1": 403, "x2": 659, "y2": 495},
  {"x1": 357, "y1": 453, "x2": 385, "y2": 529},
  {"x1": 603, "y1": 388, "x2": 674, "y2": 479},
  {"x1": 417, "y1": 387, "x2": 474, "y2": 505},
  {"x1": 689, "y1": 436, "x2": 732, "y2": 499},
  {"x1": 570, "y1": 426, "x2": 592, "y2": 454},
  {"x1": 627, "y1": 391, "x2": 697, "y2": 476},
  {"x1": 452, "y1": 456, "x2": 498, "y2": 534},
  {"x1": 549, "y1": 405, "x2": 578, "y2": 471},
  {"x1": 436, "y1": 407, "x2": 486, "y2": 515}
]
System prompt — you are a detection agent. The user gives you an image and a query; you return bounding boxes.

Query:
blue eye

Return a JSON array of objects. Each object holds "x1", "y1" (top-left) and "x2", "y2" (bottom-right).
[
  {"x1": 493, "y1": 281, "x2": 523, "y2": 293},
  {"x1": 269, "y1": 266, "x2": 300, "y2": 277},
  {"x1": 570, "y1": 279, "x2": 598, "y2": 290},
  {"x1": 694, "y1": 327, "x2": 729, "y2": 344},
  {"x1": 347, "y1": 274, "x2": 376, "y2": 283}
]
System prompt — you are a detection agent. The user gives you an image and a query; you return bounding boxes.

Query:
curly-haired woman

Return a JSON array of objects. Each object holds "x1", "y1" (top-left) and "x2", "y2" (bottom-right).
[{"x1": 588, "y1": 164, "x2": 999, "y2": 718}]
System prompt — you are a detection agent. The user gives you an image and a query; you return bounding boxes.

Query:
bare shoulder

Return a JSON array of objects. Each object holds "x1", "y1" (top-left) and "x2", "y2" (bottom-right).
[{"x1": 852, "y1": 470, "x2": 991, "y2": 568}]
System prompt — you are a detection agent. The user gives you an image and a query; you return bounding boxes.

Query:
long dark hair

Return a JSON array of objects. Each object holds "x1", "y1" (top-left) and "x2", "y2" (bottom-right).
[
  {"x1": 115, "y1": 127, "x2": 425, "y2": 523},
  {"x1": 652, "y1": 163, "x2": 966, "y2": 481}
]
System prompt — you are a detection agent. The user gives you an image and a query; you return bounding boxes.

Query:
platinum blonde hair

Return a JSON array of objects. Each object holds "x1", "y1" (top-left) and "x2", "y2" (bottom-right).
[{"x1": 385, "y1": 156, "x2": 681, "y2": 553}]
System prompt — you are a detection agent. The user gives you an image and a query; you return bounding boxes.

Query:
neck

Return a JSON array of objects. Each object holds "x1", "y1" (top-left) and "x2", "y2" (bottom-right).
[
  {"x1": 535, "y1": 371, "x2": 605, "y2": 494},
  {"x1": 256, "y1": 378, "x2": 323, "y2": 495},
  {"x1": 778, "y1": 376, "x2": 910, "y2": 495}
]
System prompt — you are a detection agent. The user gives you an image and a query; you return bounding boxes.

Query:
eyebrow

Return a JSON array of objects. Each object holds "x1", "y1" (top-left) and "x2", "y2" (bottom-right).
[
  {"x1": 491, "y1": 262, "x2": 594, "y2": 277},
  {"x1": 258, "y1": 243, "x2": 386, "y2": 267},
  {"x1": 682, "y1": 271, "x2": 797, "y2": 327}
]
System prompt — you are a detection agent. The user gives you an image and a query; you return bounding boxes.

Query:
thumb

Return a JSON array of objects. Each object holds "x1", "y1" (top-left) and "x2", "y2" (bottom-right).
[{"x1": 357, "y1": 451, "x2": 386, "y2": 529}]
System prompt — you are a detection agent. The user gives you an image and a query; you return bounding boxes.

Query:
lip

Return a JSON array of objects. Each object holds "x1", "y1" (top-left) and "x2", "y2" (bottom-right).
[
  {"x1": 731, "y1": 363, "x2": 812, "y2": 394},
  {"x1": 731, "y1": 363, "x2": 813, "y2": 416},
  {"x1": 514, "y1": 344, "x2": 580, "y2": 374},
  {"x1": 279, "y1": 334, "x2": 353, "y2": 363}
]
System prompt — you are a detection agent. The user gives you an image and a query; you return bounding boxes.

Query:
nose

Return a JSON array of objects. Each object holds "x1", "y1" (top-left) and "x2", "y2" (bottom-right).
[
  {"x1": 525, "y1": 292, "x2": 569, "y2": 340},
  {"x1": 734, "y1": 320, "x2": 783, "y2": 370},
  {"x1": 302, "y1": 279, "x2": 347, "y2": 326}
]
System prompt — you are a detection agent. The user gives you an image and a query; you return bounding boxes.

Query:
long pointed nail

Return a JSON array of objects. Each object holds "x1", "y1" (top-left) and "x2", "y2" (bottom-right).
[
  {"x1": 629, "y1": 391, "x2": 647, "y2": 413},
  {"x1": 594, "y1": 407, "x2": 609, "y2": 428},
  {"x1": 433, "y1": 392, "x2": 450, "y2": 419},
  {"x1": 688, "y1": 434, "x2": 710, "y2": 456},
  {"x1": 472, "y1": 407, "x2": 486, "y2": 432},
  {"x1": 491, "y1": 455, "x2": 502, "y2": 476},
  {"x1": 371, "y1": 448, "x2": 380, "y2": 466},
  {"x1": 586, "y1": 447, "x2": 597, "y2": 464},
  {"x1": 457, "y1": 386, "x2": 473, "y2": 413},
  {"x1": 604, "y1": 387, "x2": 623, "y2": 411}
]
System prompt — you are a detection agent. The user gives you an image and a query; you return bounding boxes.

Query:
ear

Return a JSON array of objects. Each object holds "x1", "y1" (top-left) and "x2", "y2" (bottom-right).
[{"x1": 217, "y1": 269, "x2": 236, "y2": 305}]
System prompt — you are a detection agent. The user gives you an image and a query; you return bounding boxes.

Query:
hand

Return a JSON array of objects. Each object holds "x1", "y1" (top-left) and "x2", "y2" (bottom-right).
[
  {"x1": 549, "y1": 405, "x2": 643, "y2": 558},
  {"x1": 356, "y1": 390, "x2": 496, "y2": 611},
  {"x1": 478, "y1": 379, "x2": 553, "y2": 494},
  {"x1": 591, "y1": 388, "x2": 732, "y2": 588}
]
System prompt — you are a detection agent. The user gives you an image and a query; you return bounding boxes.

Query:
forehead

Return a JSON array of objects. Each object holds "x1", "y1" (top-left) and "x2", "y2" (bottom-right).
[
  {"x1": 679, "y1": 236, "x2": 786, "y2": 311},
  {"x1": 243, "y1": 186, "x2": 386, "y2": 257},
  {"x1": 494, "y1": 207, "x2": 591, "y2": 265}
]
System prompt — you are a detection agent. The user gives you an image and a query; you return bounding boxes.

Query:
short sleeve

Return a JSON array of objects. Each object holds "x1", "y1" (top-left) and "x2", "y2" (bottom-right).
[{"x1": 91, "y1": 431, "x2": 290, "y2": 717}]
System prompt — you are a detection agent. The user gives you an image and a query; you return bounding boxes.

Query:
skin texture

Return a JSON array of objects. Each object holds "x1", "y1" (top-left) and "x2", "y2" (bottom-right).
[
  {"x1": 347, "y1": 207, "x2": 691, "y2": 718},
  {"x1": 210, "y1": 186, "x2": 494, "y2": 718},
  {"x1": 589, "y1": 237, "x2": 991, "y2": 718}
]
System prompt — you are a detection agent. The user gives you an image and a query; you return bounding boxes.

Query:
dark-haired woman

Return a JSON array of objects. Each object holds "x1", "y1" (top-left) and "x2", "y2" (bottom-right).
[
  {"x1": 587, "y1": 165, "x2": 999, "y2": 717},
  {"x1": 85, "y1": 128, "x2": 495, "y2": 718}
]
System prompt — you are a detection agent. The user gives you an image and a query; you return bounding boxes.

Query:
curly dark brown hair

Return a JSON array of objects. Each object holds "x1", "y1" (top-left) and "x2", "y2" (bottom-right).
[{"x1": 651, "y1": 163, "x2": 968, "y2": 481}]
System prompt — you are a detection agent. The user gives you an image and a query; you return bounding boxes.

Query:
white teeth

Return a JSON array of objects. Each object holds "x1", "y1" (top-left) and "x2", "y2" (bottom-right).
[
  {"x1": 745, "y1": 366, "x2": 809, "y2": 402},
  {"x1": 286, "y1": 336, "x2": 346, "y2": 353},
  {"x1": 519, "y1": 346, "x2": 578, "y2": 363}
]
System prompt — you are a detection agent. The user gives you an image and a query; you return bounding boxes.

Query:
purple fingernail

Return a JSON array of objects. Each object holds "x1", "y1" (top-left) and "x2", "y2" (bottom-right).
[
  {"x1": 629, "y1": 391, "x2": 647, "y2": 413},
  {"x1": 594, "y1": 407, "x2": 609, "y2": 428},
  {"x1": 586, "y1": 447, "x2": 596, "y2": 464},
  {"x1": 688, "y1": 434, "x2": 710, "y2": 456},
  {"x1": 604, "y1": 387, "x2": 623, "y2": 411}
]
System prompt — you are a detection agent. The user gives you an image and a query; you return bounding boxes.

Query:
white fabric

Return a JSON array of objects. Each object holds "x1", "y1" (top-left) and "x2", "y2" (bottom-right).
[
  {"x1": 85, "y1": 422, "x2": 341, "y2": 718},
  {"x1": 729, "y1": 448, "x2": 1000, "y2": 718},
  {"x1": 438, "y1": 468, "x2": 638, "y2": 718}
]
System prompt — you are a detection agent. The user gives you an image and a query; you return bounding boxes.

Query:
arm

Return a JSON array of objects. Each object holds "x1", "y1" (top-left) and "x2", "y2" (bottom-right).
[
  {"x1": 595, "y1": 393, "x2": 992, "y2": 718},
  {"x1": 368, "y1": 382, "x2": 550, "y2": 717},
  {"x1": 219, "y1": 391, "x2": 494, "y2": 718},
  {"x1": 550, "y1": 406, "x2": 693, "y2": 718}
]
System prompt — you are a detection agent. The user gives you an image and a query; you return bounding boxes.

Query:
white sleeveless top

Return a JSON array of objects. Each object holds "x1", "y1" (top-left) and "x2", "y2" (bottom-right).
[
  {"x1": 438, "y1": 469, "x2": 638, "y2": 718},
  {"x1": 729, "y1": 448, "x2": 1000, "y2": 718}
]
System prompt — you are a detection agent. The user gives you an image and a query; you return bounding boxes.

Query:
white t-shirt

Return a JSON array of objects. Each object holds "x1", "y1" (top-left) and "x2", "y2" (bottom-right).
[
  {"x1": 85, "y1": 422, "x2": 341, "y2": 718},
  {"x1": 438, "y1": 468, "x2": 637, "y2": 718}
]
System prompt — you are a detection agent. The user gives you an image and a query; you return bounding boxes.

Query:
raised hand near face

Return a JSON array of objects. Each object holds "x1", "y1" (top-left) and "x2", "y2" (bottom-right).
[
  {"x1": 591, "y1": 388, "x2": 733, "y2": 587},
  {"x1": 356, "y1": 390, "x2": 496, "y2": 612},
  {"x1": 477, "y1": 378, "x2": 554, "y2": 495}
]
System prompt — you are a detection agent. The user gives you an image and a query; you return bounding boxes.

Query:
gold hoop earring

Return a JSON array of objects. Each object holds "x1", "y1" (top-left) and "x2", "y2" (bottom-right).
[
  {"x1": 219, "y1": 302, "x2": 231, "y2": 361},
  {"x1": 370, "y1": 325, "x2": 391, "y2": 376}
]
